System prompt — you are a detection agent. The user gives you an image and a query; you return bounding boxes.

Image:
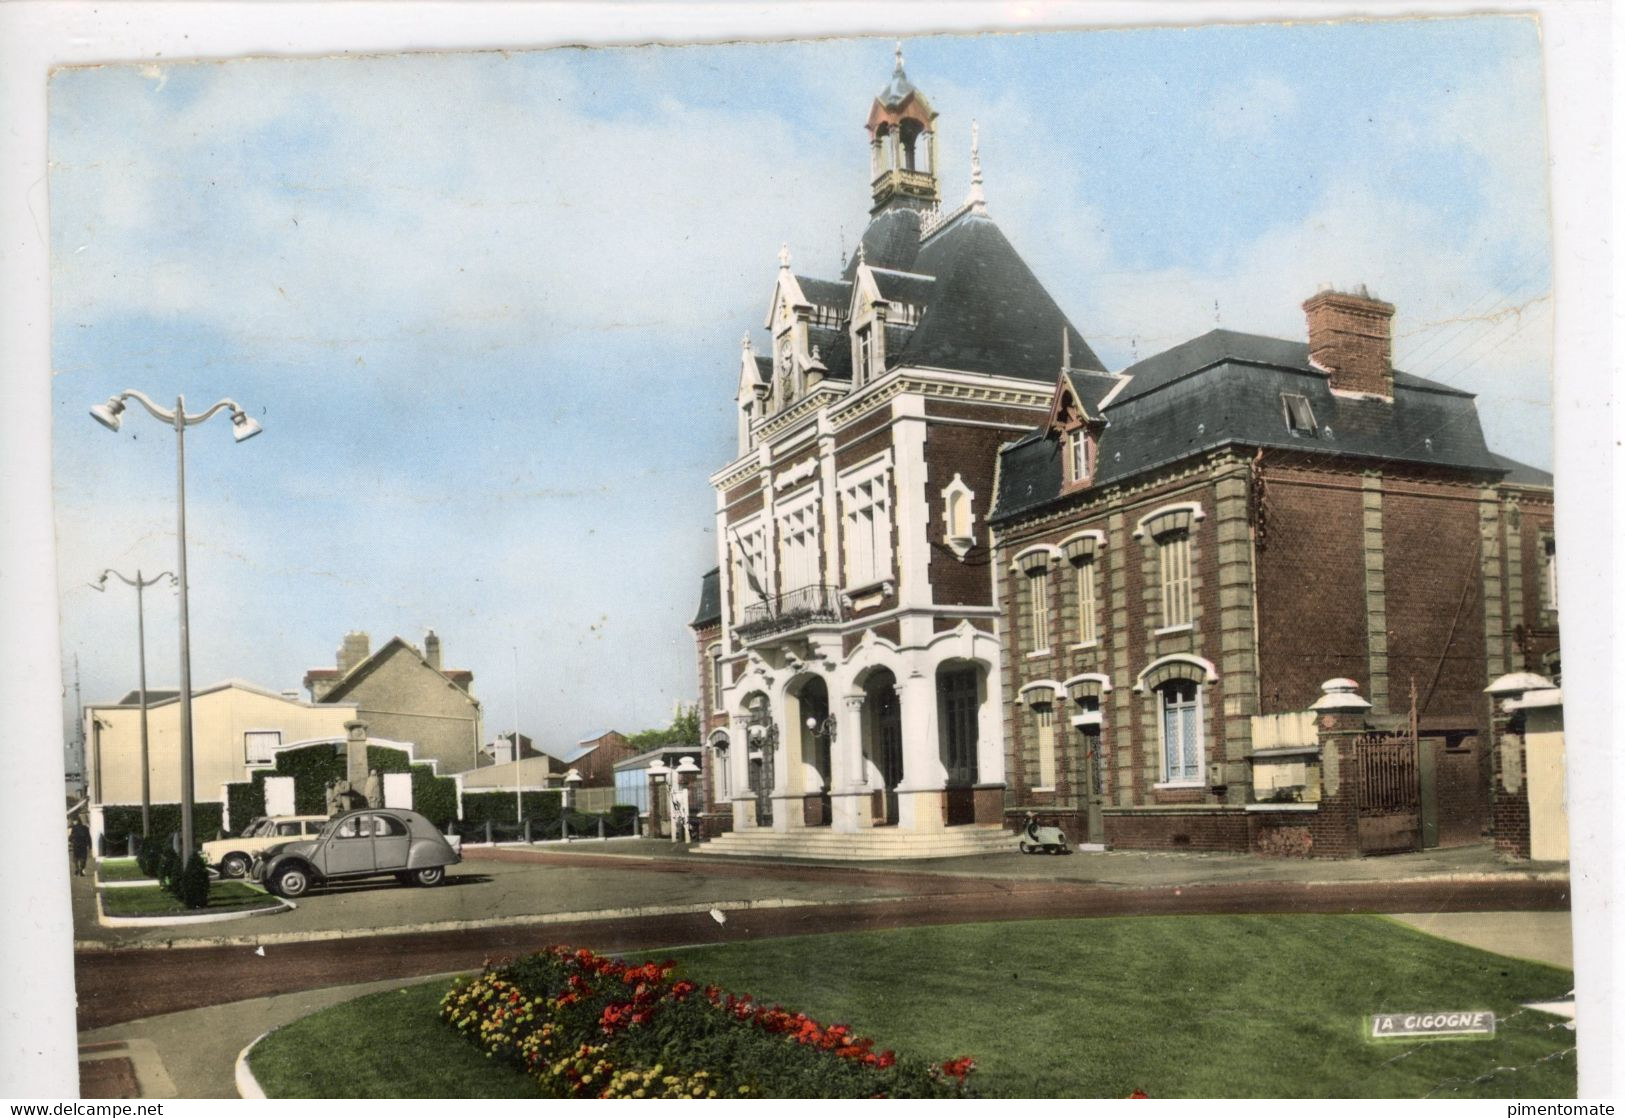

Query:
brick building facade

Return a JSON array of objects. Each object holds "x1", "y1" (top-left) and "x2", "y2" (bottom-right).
[
  {"x1": 989, "y1": 296, "x2": 1557, "y2": 856},
  {"x1": 689, "y1": 52, "x2": 1558, "y2": 859}
]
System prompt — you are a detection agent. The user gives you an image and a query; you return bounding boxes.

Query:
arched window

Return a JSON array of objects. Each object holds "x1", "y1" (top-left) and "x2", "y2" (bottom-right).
[{"x1": 1158, "y1": 679, "x2": 1202, "y2": 785}]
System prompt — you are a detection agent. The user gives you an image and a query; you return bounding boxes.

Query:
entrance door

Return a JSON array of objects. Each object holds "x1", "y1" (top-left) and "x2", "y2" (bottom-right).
[
  {"x1": 751, "y1": 748, "x2": 774, "y2": 826},
  {"x1": 939, "y1": 668, "x2": 979, "y2": 826},
  {"x1": 1354, "y1": 733, "x2": 1422, "y2": 855},
  {"x1": 1083, "y1": 734, "x2": 1107, "y2": 844}
]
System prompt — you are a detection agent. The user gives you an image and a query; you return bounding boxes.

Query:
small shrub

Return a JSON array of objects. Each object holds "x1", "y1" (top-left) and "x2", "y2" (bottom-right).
[
  {"x1": 175, "y1": 853, "x2": 211, "y2": 909},
  {"x1": 135, "y1": 836, "x2": 162, "y2": 879},
  {"x1": 157, "y1": 846, "x2": 182, "y2": 892}
]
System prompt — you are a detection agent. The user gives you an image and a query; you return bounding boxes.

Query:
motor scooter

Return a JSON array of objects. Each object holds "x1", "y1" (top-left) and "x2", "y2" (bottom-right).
[{"x1": 1018, "y1": 812, "x2": 1071, "y2": 855}]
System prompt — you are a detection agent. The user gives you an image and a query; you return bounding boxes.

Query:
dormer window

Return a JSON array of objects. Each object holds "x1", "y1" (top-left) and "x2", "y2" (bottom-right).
[
  {"x1": 1282, "y1": 393, "x2": 1317, "y2": 437},
  {"x1": 856, "y1": 326, "x2": 874, "y2": 386},
  {"x1": 1065, "y1": 426, "x2": 1095, "y2": 487}
]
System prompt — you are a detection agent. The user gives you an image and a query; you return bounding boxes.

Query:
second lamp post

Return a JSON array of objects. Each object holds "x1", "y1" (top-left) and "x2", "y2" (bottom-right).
[{"x1": 91, "y1": 390, "x2": 261, "y2": 862}]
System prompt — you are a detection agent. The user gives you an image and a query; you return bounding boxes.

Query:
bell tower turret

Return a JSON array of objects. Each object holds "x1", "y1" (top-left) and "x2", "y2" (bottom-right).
[{"x1": 866, "y1": 44, "x2": 939, "y2": 217}]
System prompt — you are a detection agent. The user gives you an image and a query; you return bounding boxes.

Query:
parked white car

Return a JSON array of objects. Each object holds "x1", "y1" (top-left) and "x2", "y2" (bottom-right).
[{"x1": 203, "y1": 815, "x2": 328, "y2": 878}]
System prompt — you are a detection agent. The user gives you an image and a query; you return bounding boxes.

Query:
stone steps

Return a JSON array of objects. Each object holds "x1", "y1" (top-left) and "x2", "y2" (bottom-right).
[{"x1": 696, "y1": 824, "x2": 1017, "y2": 861}]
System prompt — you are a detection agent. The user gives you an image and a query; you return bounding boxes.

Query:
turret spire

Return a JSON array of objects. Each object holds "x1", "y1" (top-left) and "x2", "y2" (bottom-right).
[
  {"x1": 967, "y1": 119, "x2": 986, "y2": 213},
  {"x1": 866, "y1": 45, "x2": 939, "y2": 216}
]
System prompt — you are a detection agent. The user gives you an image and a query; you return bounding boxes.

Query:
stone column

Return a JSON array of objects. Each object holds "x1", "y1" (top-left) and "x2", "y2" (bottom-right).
[
  {"x1": 895, "y1": 670, "x2": 945, "y2": 832},
  {"x1": 830, "y1": 694, "x2": 870, "y2": 832}
]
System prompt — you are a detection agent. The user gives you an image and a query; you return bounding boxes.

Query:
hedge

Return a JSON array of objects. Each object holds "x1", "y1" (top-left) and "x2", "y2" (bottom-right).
[
  {"x1": 363, "y1": 745, "x2": 458, "y2": 828},
  {"x1": 102, "y1": 802, "x2": 225, "y2": 853},
  {"x1": 274, "y1": 743, "x2": 348, "y2": 814},
  {"x1": 460, "y1": 790, "x2": 563, "y2": 828},
  {"x1": 225, "y1": 781, "x2": 263, "y2": 833}
]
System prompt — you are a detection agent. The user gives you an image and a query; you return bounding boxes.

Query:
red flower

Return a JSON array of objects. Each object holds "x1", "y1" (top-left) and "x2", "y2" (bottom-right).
[{"x1": 1128, "y1": 1090, "x2": 1150, "y2": 1099}]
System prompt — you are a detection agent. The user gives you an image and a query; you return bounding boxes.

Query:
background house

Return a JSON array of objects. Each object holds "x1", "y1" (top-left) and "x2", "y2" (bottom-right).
[
  {"x1": 303, "y1": 629, "x2": 482, "y2": 776},
  {"x1": 82, "y1": 679, "x2": 359, "y2": 849}
]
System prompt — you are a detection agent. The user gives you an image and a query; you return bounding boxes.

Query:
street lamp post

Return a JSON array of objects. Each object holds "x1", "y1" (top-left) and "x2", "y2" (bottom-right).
[
  {"x1": 91, "y1": 390, "x2": 261, "y2": 863},
  {"x1": 89, "y1": 568, "x2": 176, "y2": 839}
]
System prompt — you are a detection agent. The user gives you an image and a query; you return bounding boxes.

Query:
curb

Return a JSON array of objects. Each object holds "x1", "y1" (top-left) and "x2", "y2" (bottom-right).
[
  {"x1": 97, "y1": 877, "x2": 160, "y2": 889},
  {"x1": 96, "y1": 890, "x2": 297, "y2": 928},
  {"x1": 470, "y1": 844, "x2": 1568, "y2": 887},
  {"x1": 76, "y1": 894, "x2": 839, "y2": 950},
  {"x1": 234, "y1": 1030, "x2": 270, "y2": 1099}
]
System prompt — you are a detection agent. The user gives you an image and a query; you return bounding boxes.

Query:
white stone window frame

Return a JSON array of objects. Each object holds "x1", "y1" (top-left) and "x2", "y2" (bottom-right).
[
  {"x1": 941, "y1": 473, "x2": 978, "y2": 559},
  {"x1": 1156, "y1": 678, "x2": 1205, "y2": 787},
  {"x1": 775, "y1": 486, "x2": 823, "y2": 595},
  {"x1": 1541, "y1": 533, "x2": 1558, "y2": 614},
  {"x1": 839, "y1": 453, "x2": 895, "y2": 592},
  {"x1": 707, "y1": 643, "x2": 725, "y2": 716},
  {"x1": 1130, "y1": 654, "x2": 1218, "y2": 789},
  {"x1": 1034, "y1": 701, "x2": 1058, "y2": 791},
  {"x1": 1133, "y1": 502, "x2": 1204, "y2": 635},
  {"x1": 1063, "y1": 672, "x2": 1113, "y2": 730},
  {"x1": 1059, "y1": 531, "x2": 1105, "y2": 649},
  {"x1": 730, "y1": 514, "x2": 769, "y2": 626},
  {"x1": 244, "y1": 728, "x2": 281, "y2": 766},
  {"x1": 1011, "y1": 545, "x2": 1062, "y2": 659}
]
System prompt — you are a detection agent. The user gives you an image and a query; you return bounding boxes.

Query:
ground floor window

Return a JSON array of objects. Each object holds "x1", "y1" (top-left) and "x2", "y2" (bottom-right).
[
  {"x1": 1159, "y1": 680, "x2": 1202, "y2": 784},
  {"x1": 1035, "y1": 704, "x2": 1056, "y2": 788}
]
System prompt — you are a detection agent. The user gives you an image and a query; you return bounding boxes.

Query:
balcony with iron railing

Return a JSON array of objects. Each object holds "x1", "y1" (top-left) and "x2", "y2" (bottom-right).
[{"x1": 736, "y1": 583, "x2": 845, "y2": 642}]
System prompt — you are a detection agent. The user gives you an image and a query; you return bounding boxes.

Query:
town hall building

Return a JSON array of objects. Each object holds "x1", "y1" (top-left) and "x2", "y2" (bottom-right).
[{"x1": 690, "y1": 50, "x2": 1558, "y2": 859}]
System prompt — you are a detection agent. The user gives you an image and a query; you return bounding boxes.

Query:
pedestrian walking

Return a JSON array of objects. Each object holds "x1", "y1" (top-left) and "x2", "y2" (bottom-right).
[{"x1": 69, "y1": 817, "x2": 91, "y2": 876}]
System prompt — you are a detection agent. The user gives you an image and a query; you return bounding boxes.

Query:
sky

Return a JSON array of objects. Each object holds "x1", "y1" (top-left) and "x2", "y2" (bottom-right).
[{"x1": 49, "y1": 16, "x2": 1555, "y2": 758}]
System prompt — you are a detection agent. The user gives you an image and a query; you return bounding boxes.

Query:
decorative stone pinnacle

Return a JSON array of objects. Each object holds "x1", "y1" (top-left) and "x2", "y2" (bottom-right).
[
  {"x1": 894, "y1": 41, "x2": 904, "y2": 73},
  {"x1": 741, "y1": 332, "x2": 752, "y2": 351},
  {"x1": 856, "y1": 240, "x2": 866, "y2": 265},
  {"x1": 778, "y1": 242, "x2": 791, "y2": 270},
  {"x1": 967, "y1": 119, "x2": 987, "y2": 212}
]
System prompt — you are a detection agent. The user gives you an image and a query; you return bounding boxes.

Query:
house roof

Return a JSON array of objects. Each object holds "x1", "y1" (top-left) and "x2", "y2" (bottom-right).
[
  {"x1": 991, "y1": 327, "x2": 1518, "y2": 525},
  {"x1": 612, "y1": 744, "x2": 702, "y2": 772},
  {"x1": 97, "y1": 679, "x2": 353, "y2": 711},
  {"x1": 486, "y1": 731, "x2": 548, "y2": 760},
  {"x1": 796, "y1": 275, "x2": 851, "y2": 310},
  {"x1": 869, "y1": 267, "x2": 936, "y2": 308},
  {"x1": 1487, "y1": 451, "x2": 1553, "y2": 487},
  {"x1": 116, "y1": 689, "x2": 180, "y2": 706},
  {"x1": 691, "y1": 567, "x2": 721, "y2": 629},
  {"x1": 319, "y1": 635, "x2": 476, "y2": 704}
]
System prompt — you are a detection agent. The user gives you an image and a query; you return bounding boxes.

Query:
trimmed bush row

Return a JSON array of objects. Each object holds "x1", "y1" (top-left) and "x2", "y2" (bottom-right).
[
  {"x1": 102, "y1": 803, "x2": 224, "y2": 854},
  {"x1": 440, "y1": 947, "x2": 977, "y2": 1099}
]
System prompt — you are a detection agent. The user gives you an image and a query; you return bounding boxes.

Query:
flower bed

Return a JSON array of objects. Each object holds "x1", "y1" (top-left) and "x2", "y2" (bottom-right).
[{"x1": 440, "y1": 946, "x2": 976, "y2": 1099}]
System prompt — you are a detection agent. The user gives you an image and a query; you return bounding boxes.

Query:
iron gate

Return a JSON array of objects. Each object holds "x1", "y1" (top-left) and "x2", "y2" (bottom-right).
[{"x1": 1354, "y1": 732, "x2": 1421, "y2": 855}]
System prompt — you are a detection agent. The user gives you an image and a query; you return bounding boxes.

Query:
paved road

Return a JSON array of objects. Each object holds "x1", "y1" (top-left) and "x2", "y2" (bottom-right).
[{"x1": 75, "y1": 874, "x2": 1567, "y2": 1031}]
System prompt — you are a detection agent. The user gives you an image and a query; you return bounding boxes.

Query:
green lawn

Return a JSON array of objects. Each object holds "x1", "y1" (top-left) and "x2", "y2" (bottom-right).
[
  {"x1": 249, "y1": 915, "x2": 1576, "y2": 1098},
  {"x1": 252, "y1": 983, "x2": 545, "y2": 1099},
  {"x1": 100, "y1": 881, "x2": 281, "y2": 917},
  {"x1": 96, "y1": 858, "x2": 153, "y2": 882}
]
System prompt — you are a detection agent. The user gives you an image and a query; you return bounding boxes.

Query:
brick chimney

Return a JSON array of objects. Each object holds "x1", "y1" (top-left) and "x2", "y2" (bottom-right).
[
  {"x1": 424, "y1": 629, "x2": 442, "y2": 670},
  {"x1": 1303, "y1": 286, "x2": 1395, "y2": 398},
  {"x1": 337, "y1": 631, "x2": 371, "y2": 675}
]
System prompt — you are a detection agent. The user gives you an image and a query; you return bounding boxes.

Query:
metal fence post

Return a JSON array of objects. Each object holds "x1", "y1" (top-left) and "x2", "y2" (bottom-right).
[
  {"x1": 523, "y1": 818, "x2": 532, "y2": 844},
  {"x1": 598, "y1": 816, "x2": 605, "y2": 841},
  {"x1": 127, "y1": 834, "x2": 137, "y2": 857},
  {"x1": 484, "y1": 820, "x2": 492, "y2": 845},
  {"x1": 561, "y1": 812, "x2": 568, "y2": 842}
]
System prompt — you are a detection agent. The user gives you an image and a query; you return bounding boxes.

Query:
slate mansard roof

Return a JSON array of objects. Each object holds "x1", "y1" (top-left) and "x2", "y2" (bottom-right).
[
  {"x1": 991, "y1": 328, "x2": 1541, "y2": 524},
  {"x1": 774, "y1": 206, "x2": 1103, "y2": 385},
  {"x1": 691, "y1": 568, "x2": 721, "y2": 629}
]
